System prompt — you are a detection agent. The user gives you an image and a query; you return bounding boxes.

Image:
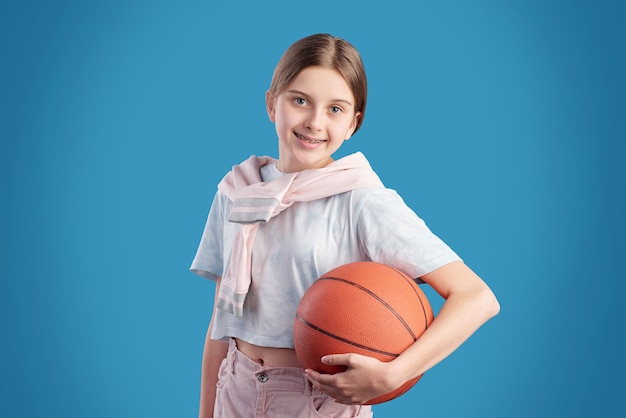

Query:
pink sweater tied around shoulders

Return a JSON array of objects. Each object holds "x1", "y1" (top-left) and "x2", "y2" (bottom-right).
[{"x1": 216, "y1": 152, "x2": 385, "y2": 317}]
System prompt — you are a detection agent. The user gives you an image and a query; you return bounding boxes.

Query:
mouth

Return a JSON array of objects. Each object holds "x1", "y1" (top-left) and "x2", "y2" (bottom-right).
[{"x1": 295, "y1": 132, "x2": 326, "y2": 144}]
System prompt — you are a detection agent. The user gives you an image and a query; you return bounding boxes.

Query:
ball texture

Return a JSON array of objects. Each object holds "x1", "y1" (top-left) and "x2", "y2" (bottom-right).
[{"x1": 294, "y1": 261, "x2": 434, "y2": 404}]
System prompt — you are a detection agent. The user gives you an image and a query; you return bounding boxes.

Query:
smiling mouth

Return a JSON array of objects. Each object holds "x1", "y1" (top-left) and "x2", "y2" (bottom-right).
[{"x1": 295, "y1": 132, "x2": 326, "y2": 144}]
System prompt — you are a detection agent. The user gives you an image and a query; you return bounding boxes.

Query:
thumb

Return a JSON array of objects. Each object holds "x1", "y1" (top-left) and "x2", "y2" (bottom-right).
[{"x1": 321, "y1": 353, "x2": 352, "y2": 366}]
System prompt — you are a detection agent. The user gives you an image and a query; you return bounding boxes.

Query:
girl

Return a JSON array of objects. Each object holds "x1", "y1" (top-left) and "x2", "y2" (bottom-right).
[{"x1": 191, "y1": 33, "x2": 500, "y2": 418}]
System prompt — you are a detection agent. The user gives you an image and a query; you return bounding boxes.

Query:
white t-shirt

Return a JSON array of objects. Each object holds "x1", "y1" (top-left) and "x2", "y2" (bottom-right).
[{"x1": 190, "y1": 162, "x2": 460, "y2": 348}]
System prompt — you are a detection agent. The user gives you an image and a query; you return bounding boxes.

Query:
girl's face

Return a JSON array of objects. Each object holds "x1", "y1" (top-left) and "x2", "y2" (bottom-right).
[{"x1": 266, "y1": 66, "x2": 360, "y2": 173}]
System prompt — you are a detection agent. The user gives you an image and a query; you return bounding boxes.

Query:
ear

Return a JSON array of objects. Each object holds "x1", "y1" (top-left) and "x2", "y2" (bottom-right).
[
  {"x1": 265, "y1": 90, "x2": 276, "y2": 123},
  {"x1": 345, "y1": 111, "x2": 361, "y2": 140}
]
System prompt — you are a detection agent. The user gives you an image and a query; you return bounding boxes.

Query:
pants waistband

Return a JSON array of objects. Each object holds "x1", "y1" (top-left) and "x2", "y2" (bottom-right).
[{"x1": 225, "y1": 339, "x2": 313, "y2": 394}]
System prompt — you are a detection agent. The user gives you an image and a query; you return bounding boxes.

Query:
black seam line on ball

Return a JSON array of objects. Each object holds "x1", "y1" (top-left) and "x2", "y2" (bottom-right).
[
  {"x1": 295, "y1": 314, "x2": 400, "y2": 358},
  {"x1": 318, "y1": 276, "x2": 419, "y2": 341}
]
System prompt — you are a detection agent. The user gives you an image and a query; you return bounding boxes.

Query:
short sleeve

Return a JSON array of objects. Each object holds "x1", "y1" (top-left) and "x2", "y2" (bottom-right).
[
  {"x1": 190, "y1": 191, "x2": 228, "y2": 281},
  {"x1": 354, "y1": 188, "x2": 461, "y2": 281}
]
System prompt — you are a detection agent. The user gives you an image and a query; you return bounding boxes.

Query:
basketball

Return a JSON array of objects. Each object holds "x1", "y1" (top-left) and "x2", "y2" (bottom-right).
[{"x1": 293, "y1": 261, "x2": 434, "y2": 404}]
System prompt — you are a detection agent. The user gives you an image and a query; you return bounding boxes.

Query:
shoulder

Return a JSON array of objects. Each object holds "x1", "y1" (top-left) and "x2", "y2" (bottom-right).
[
  {"x1": 348, "y1": 187, "x2": 407, "y2": 210},
  {"x1": 348, "y1": 187, "x2": 428, "y2": 229},
  {"x1": 231, "y1": 155, "x2": 277, "y2": 173}
]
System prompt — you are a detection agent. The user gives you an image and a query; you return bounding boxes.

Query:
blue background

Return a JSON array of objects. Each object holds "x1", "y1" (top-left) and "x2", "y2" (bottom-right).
[{"x1": 2, "y1": 1, "x2": 624, "y2": 416}]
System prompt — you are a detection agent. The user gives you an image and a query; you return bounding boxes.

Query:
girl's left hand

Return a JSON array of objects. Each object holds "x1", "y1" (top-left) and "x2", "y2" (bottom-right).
[{"x1": 304, "y1": 353, "x2": 402, "y2": 405}]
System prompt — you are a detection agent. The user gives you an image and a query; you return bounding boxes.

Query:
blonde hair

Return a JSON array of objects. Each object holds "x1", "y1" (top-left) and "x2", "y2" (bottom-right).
[{"x1": 268, "y1": 34, "x2": 367, "y2": 133}]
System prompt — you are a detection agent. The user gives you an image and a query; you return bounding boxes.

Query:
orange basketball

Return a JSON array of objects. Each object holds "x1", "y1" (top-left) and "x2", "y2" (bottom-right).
[{"x1": 294, "y1": 261, "x2": 434, "y2": 404}]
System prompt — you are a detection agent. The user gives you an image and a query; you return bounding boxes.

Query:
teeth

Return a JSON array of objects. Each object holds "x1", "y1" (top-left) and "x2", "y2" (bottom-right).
[{"x1": 296, "y1": 133, "x2": 324, "y2": 144}]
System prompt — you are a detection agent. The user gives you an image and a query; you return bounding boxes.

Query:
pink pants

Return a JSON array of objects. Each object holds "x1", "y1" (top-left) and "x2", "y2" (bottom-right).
[{"x1": 214, "y1": 339, "x2": 373, "y2": 417}]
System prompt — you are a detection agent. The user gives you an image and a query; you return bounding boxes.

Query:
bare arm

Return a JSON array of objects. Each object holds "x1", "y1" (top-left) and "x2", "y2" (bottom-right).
[
  {"x1": 389, "y1": 260, "x2": 500, "y2": 379},
  {"x1": 199, "y1": 277, "x2": 229, "y2": 418},
  {"x1": 306, "y1": 261, "x2": 500, "y2": 404}
]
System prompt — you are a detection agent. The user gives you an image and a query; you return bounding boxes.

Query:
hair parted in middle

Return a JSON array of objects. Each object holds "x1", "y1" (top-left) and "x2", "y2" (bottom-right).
[{"x1": 267, "y1": 33, "x2": 368, "y2": 134}]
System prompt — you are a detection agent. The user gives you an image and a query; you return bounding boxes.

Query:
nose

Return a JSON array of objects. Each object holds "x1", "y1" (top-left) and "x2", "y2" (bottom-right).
[{"x1": 305, "y1": 107, "x2": 325, "y2": 132}]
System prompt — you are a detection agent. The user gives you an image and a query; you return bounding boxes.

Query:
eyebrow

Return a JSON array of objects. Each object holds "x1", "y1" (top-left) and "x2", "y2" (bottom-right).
[{"x1": 286, "y1": 89, "x2": 354, "y2": 107}]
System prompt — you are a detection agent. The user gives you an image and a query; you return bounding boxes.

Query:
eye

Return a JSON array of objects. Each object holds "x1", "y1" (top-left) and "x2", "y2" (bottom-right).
[
  {"x1": 294, "y1": 97, "x2": 308, "y2": 106},
  {"x1": 329, "y1": 106, "x2": 343, "y2": 114}
]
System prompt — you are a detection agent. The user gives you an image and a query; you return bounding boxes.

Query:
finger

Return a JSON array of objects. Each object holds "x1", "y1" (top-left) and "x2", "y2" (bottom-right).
[
  {"x1": 321, "y1": 353, "x2": 353, "y2": 367},
  {"x1": 304, "y1": 369, "x2": 336, "y2": 387}
]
